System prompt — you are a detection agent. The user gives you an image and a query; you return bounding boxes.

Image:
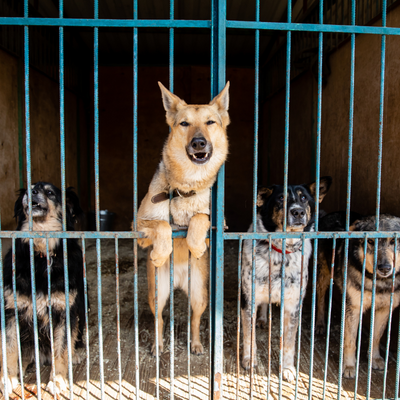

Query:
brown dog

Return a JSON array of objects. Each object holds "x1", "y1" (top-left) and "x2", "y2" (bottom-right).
[{"x1": 135, "y1": 82, "x2": 230, "y2": 355}]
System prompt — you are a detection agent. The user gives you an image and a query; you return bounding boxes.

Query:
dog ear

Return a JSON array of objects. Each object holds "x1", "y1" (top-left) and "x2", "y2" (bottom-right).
[
  {"x1": 66, "y1": 187, "x2": 83, "y2": 220},
  {"x1": 158, "y1": 82, "x2": 187, "y2": 123},
  {"x1": 210, "y1": 82, "x2": 230, "y2": 126},
  {"x1": 307, "y1": 176, "x2": 332, "y2": 203},
  {"x1": 14, "y1": 189, "x2": 26, "y2": 221},
  {"x1": 257, "y1": 186, "x2": 274, "y2": 207}
]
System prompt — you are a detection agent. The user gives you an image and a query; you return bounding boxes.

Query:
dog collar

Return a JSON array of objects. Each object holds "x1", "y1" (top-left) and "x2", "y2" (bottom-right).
[
  {"x1": 151, "y1": 189, "x2": 196, "y2": 204},
  {"x1": 264, "y1": 240, "x2": 301, "y2": 254}
]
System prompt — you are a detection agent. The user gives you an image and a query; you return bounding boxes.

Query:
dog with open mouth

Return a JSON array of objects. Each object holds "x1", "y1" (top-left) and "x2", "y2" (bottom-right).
[
  {"x1": 316, "y1": 213, "x2": 400, "y2": 378},
  {"x1": 0, "y1": 182, "x2": 85, "y2": 396},
  {"x1": 241, "y1": 177, "x2": 331, "y2": 382},
  {"x1": 135, "y1": 82, "x2": 230, "y2": 355}
]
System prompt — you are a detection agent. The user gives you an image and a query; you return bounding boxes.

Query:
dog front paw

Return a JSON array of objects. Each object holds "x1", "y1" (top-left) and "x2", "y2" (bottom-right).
[
  {"x1": 315, "y1": 321, "x2": 326, "y2": 335},
  {"x1": 343, "y1": 365, "x2": 356, "y2": 379},
  {"x1": 191, "y1": 341, "x2": 204, "y2": 355},
  {"x1": 283, "y1": 366, "x2": 296, "y2": 383},
  {"x1": 256, "y1": 317, "x2": 267, "y2": 329},
  {"x1": 241, "y1": 355, "x2": 257, "y2": 371},
  {"x1": 46, "y1": 374, "x2": 68, "y2": 396},
  {"x1": 73, "y1": 352, "x2": 82, "y2": 364},
  {"x1": 188, "y1": 241, "x2": 207, "y2": 260},
  {"x1": 372, "y1": 355, "x2": 385, "y2": 371},
  {"x1": 150, "y1": 249, "x2": 169, "y2": 267},
  {"x1": 0, "y1": 375, "x2": 19, "y2": 395}
]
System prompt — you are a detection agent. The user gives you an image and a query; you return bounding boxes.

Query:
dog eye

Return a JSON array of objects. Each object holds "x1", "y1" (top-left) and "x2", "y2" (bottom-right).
[
  {"x1": 300, "y1": 195, "x2": 306, "y2": 202},
  {"x1": 32, "y1": 189, "x2": 38, "y2": 195},
  {"x1": 367, "y1": 239, "x2": 375, "y2": 246},
  {"x1": 279, "y1": 195, "x2": 284, "y2": 201},
  {"x1": 180, "y1": 121, "x2": 189, "y2": 127},
  {"x1": 390, "y1": 238, "x2": 396, "y2": 245},
  {"x1": 206, "y1": 120, "x2": 215, "y2": 125},
  {"x1": 47, "y1": 190, "x2": 53, "y2": 196}
]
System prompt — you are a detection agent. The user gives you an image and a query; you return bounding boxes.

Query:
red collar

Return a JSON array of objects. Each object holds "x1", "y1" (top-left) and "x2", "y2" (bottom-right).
[{"x1": 265, "y1": 240, "x2": 293, "y2": 254}]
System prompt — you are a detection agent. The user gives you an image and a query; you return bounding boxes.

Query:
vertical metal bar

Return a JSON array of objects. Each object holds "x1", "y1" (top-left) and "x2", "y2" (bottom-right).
[
  {"x1": 338, "y1": 1, "x2": 356, "y2": 397},
  {"x1": 322, "y1": 235, "x2": 337, "y2": 399},
  {"x1": 309, "y1": 2, "x2": 324, "y2": 398},
  {"x1": 132, "y1": 1, "x2": 140, "y2": 399},
  {"x1": 249, "y1": 240, "x2": 256, "y2": 400},
  {"x1": 46, "y1": 239, "x2": 57, "y2": 400},
  {"x1": 168, "y1": 3, "x2": 175, "y2": 399},
  {"x1": 294, "y1": 236, "x2": 306, "y2": 399},
  {"x1": 382, "y1": 234, "x2": 397, "y2": 398},
  {"x1": 0, "y1": 225, "x2": 9, "y2": 400},
  {"x1": 59, "y1": 2, "x2": 73, "y2": 396},
  {"x1": 81, "y1": 237, "x2": 90, "y2": 400},
  {"x1": 115, "y1": 237, "x2": 122, "y2": 400},
  {"x1": 94, "y1": 1, "x2": 104, "y2": 398},
  {"x1": 12, "y1": 238, "x2": 25, "y2": 400},
  {"x1": 211, "y1": 0, "x2": 226, "y2": 397},
  {"x1": 187, "y1": 253, "x2": 192, "y2": 399},
  {"x1": 353, "y1": 234, "x2": 368, "y2": 398},
  {"x1": 267, "y1": 236, "x2": 272, "y2": 400},
  {"x1": 236, "y1": 237, "x2": 243, "y2": 400},
  {"x1": 155, "y1": 267, "x2": 159, "y2": 400}
]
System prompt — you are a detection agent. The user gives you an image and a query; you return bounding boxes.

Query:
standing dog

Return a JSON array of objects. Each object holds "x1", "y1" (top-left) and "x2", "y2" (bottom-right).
[
  {"x1": 316, "y1": 214, "x2": 400, "y2": 378},
  {"x1": 0, "y1": 182, "x2": 85, "y2": 396},
  {"x1": 241, "y1": 177, "x2": 331, "y2": 382},
  {"x1": 136, "y1": 82, "x2": 230, "y2": 355}
]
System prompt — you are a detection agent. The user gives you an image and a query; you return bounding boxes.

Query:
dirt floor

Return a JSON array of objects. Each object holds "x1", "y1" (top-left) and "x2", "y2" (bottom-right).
[{"x1": 1, "y1": 239, "x2": 399, "y2": 399}]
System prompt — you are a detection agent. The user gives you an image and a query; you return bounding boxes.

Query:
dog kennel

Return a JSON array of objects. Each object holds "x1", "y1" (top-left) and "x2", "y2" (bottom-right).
[{"x1": 0, "y1": 0, "x2": 400, "y2": 398}]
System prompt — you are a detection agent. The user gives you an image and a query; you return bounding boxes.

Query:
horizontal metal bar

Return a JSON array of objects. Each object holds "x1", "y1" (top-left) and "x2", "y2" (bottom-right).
[
  {"x1": 0, "y1": 230, "x2": 189, "y2": 239},
  {"x1": 224, "y1": 231, "x2": 400, "y2": 240},
  {"x1": 226, "y1": 20, "x2": 400, "y2": 35},
  {"x1": 0, "y1": 17, "x2": 210, "y2": 28}
]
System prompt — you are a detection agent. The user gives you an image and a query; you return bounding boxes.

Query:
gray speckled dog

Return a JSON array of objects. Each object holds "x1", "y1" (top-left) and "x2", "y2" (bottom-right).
[{"x1": 241, "y1": 177, "x2": 331, "y2": 382}]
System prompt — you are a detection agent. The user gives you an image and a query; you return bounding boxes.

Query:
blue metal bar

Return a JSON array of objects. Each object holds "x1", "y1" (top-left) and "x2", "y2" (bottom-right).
[
  {"x1": 382, "y1": 233, "x2": 397, "y2": 399},
  {"x1": 211, "y1": 0, "x2": 226, "y2": 398},
  {"x1": 115, "y1": 237, "x2": 122, "y2": 400},
  {"x1": 236, "y1": 237, "x2": 243, "y2": 400},
  {"x1": 308, "y1": 2, "x2": 324, "y2": 396},
  {"x1": 322, "y1": 235, "x2": 337, "y2": 400},
  {"x1": 46, "y1": 239, "x2": 56, "y2": 400},
  {"x1": 155, "y1": 267, "x2": 159, "y2": 400},
  {"x1": 353, "y1": 235, "x2": 368, "y2": 398},
  {"x1": 133, "y1": 239, "x2": 139, "y2": 400},
  {"x1": 366, "y1": 238, "x2": 379, "y2": 400},
  {"x1": 187, "y1": 253, "x2": 192, "y2": 400},
  {"x1": 267, "y1": 236, "x2": 272, "y2": 400},
  {"x1": 249, "y1": 239, "x2": 256, "y2": 400},
  {"x1": 294, "y1": 236, "x2": 306, "y2": 399},
  {"x1": 0, "y1": 232, "x2": 8, "y2": 400},
  {"x1": 12, "y1": 238, "x2": 25, "y2": 400},
  {"x1": 169, "y1": 245, "x2": 175, "y2": 399},
  {"x1": 0, "y1": 18, "x2": 210, "y2": 28},
  {"x1": 81, "y1": 237, "x2": 90, "y2": 400}
]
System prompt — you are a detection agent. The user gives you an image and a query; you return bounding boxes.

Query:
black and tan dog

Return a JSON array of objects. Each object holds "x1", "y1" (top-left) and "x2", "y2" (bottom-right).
[
  {"x1": 135, "y1": 82, "x2": 230, "y2": 355},
  {"x1": 241, "y1": 177, "x2": 331, "y2": 382},
  {"x1": 316, "y1": 213, "x2": 400, "y2": 378},
  {"x1": 0, "y1": 182, "x2": 85, "y2": 396}
]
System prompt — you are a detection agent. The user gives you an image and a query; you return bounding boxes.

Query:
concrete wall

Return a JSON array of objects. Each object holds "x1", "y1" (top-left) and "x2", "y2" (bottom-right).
[
  {"x1": 263, "y1": 5, "x2": 400, "y2": 217},
  {"x1": 0, "y1": 48, "x2": 87, "y2": 230},
  {"x1": 91, "y1": 65, "x2": 255, "y2": 231}
]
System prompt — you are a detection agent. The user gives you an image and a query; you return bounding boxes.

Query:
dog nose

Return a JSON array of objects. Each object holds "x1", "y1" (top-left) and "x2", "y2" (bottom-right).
[
  {"x1": 377, "y1": 263, "x2": 392, "y2": 275},
  {"x1": 290, "y1": 208, "x2": 305, "y2": 219},
  {"x1": 190, "y1": 137, "x2": 207, "y2": 151}
]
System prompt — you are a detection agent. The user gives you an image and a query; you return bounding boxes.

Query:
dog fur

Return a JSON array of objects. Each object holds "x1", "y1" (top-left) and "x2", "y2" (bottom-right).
[
  {"x1": 316, "y1": 213, "x2": 400, "y2": 378},
  {"x1": 135, "y1": 82, "x2": 230, "y2": 355},
  {"x1": 0, "y1": 182, "x2": 85, "y2": 396},
  {"x1": 241, "y1": 177, "x2": 331, "y2": 382}
]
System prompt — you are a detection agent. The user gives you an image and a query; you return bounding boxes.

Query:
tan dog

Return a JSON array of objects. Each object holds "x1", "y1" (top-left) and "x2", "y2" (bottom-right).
[{"x1": 135, "y1": 82, "x2": 230, "y2": 355}]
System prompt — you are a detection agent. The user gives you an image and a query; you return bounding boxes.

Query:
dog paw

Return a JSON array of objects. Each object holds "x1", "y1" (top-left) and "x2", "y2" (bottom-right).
[
  {"x1": 188, "y1": 241, "x2": 207, "y2": 260},
  {"x1": 73, "y1": 352, "x2": 82, "y2": 364},
  {"x1": 0, "y1": 375, "x2": 19, "y2": 395},
  {"x1": 256, "y1": 318, "x2": 267, "y2": 329},
  {"x1": 241, "y1": 356, "x2": 257, "y2": 371},
  {"x1": 151, "y1": 342, "x2": 164, "y2": 357},
  {"x1": 315, "y1": 322, "x2": 326, "y2": 335},
  {"x1": 191, "y1": 342, "x2": 204, "y2": 355},
  {"x1": 283, "y1": 366, "x2": 296, "y2": 383},
  {"x1": 150, "y1": 250, "x2": 169, "y2": 268},
  {"x1": 372, "y1": 356, "x2": 385, "y2": 371},
  {"x1": 46, "y1": 375, "x2": 68, "y2": 396},
  {"x1": 343, "y1": 365, "x2": 356, "y2": 379}
]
